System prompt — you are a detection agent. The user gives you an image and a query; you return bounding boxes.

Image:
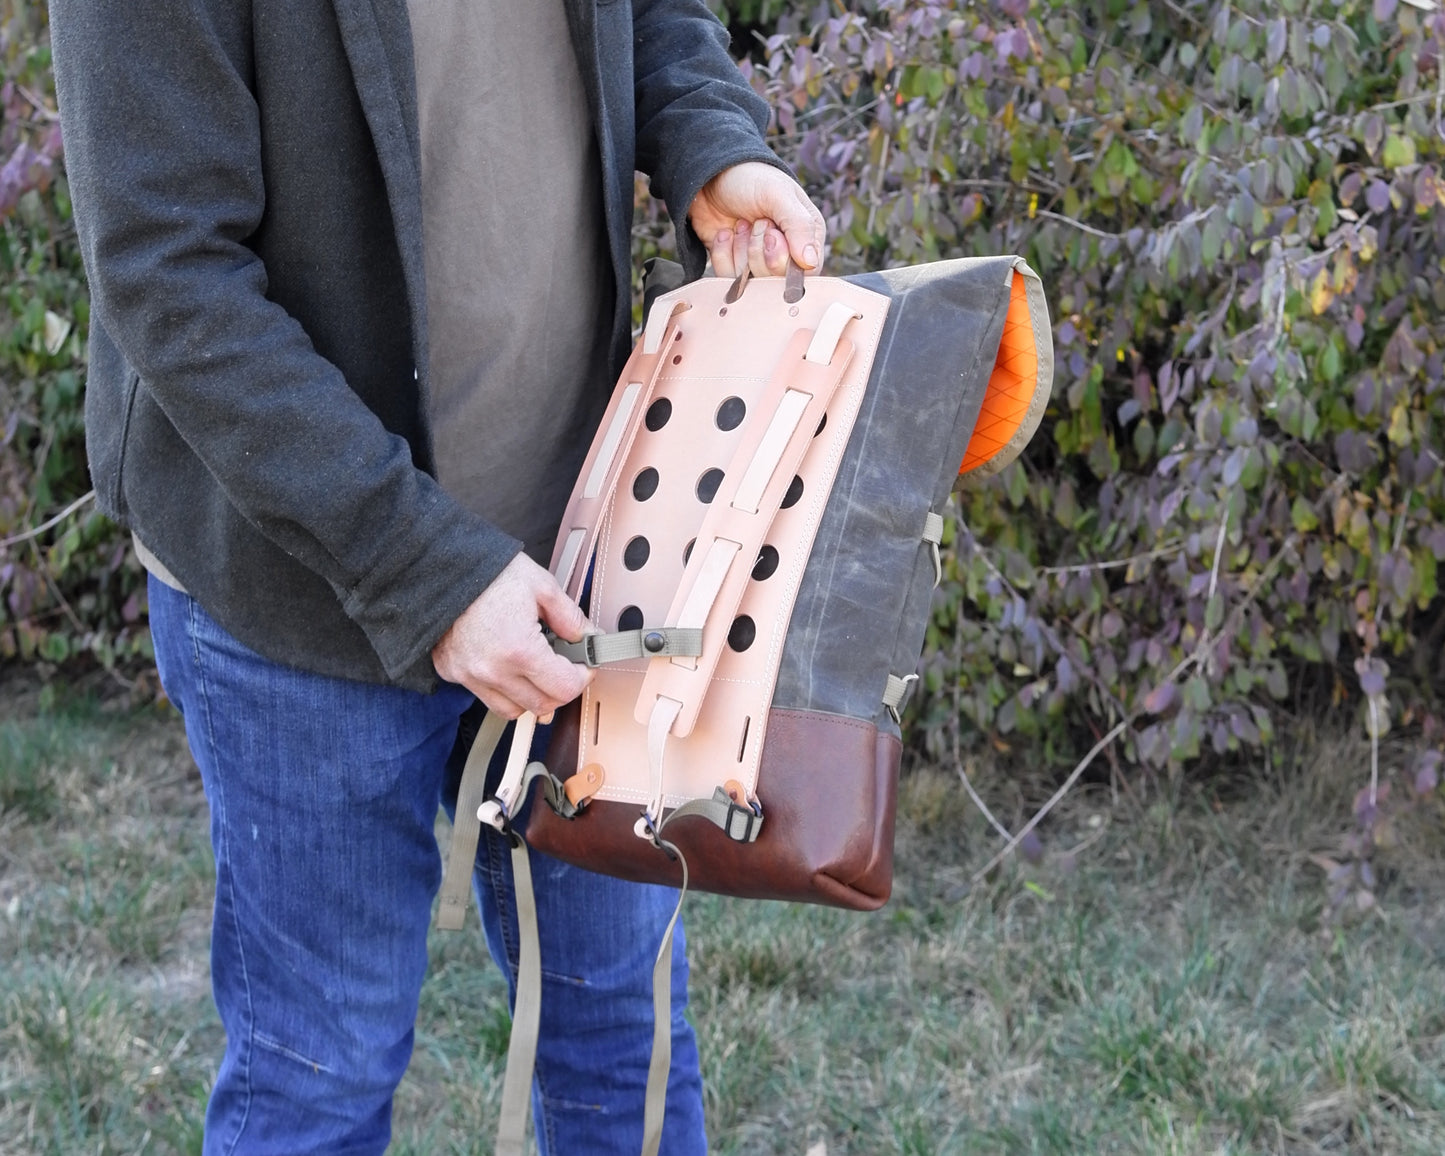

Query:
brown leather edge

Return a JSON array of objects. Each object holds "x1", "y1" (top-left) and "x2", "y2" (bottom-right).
[{"x1": 521, "y1": 706, "x2": 901, "y2": 911}]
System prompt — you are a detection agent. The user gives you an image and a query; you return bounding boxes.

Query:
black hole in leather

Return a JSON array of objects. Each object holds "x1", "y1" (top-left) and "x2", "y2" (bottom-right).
[
  {"x1": 682, "y1": 538, "x2": 695, "y2": 564},
  {"x1": 752, "y1": 545, "x2": 779, "y2": 581},
  {"x1": 645, "y1": 398, "x2": 671, "y2": 431},
  {"x1": 815, "y1": 413, "x2": 827, "y2": 437},
  {"x1": 632, "y1": 467, "x2": 659, "y2": 502},
  {"x1": 728, "y1": 615, "x2": 756, "y2": 653},
  {"x1": 672, "y1": 354, "x2": 682, "y2": 365},
  {"x1": 696, "y1": 468, "x2": 724, "y2": 504},
  {"x1": 715, "y1": 396, "x2": 746, "y2": 432},
  {"x1": 623, "y1": 536, "x2": 650, "y2": 571},
  {"x1": 618, "y1": 605, "x2": 643, "y2": 632},
  {"x1": 781, "y1": 475, "x2": 804, "y2": 509}
]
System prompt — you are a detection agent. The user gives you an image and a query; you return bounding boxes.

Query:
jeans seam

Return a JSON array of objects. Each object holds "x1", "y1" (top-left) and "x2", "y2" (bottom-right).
[
  {"x1": 190, "y1": 597, "x2": 258, "y2": 1156},
  {"x1": 252, "y1": 1031, "x2": 337, "y2": 1074}
]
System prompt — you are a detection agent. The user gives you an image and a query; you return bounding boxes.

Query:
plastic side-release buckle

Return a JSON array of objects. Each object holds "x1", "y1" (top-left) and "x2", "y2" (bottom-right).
[{"x1": 719, "y1": 779, "x2": 763, "y2": 844}]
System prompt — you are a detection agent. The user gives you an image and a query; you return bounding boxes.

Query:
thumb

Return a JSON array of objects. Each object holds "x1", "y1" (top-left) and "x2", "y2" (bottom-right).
[
  {"x1": 535, "y1": 576, "x2": 588, "y2": 642},
  {"x1": 769, "y1": 181, "x2": 825, "y2": 271}
]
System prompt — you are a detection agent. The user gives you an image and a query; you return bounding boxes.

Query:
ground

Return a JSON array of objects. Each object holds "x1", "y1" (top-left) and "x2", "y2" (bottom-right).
[{"x1": 1, "y1": 685, "x2": 1443, "y2": 1155}]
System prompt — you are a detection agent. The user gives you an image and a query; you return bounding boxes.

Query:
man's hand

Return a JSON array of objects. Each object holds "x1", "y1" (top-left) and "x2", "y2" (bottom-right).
[
  {"x1": 688, "y1": 161, "x2": 826, "y2": 279},
  {"x1": 431, "y1": 553, "x2": 593, "y2": 719}
]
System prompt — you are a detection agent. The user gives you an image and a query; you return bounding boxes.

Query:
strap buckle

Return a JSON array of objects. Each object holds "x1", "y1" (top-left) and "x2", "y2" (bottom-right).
[
  {"x1": 549, "y1": 631, "x2": 599, "y2": 667},
  {"x1": 718, "y1": 785, "x2": 763, "y2": 844},
  {"x1": 722, "y1": 797, "x2": 762, "y2": 843}
]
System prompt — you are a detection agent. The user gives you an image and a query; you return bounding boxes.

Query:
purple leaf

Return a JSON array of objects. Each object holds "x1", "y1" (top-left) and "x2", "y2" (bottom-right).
[
  {"x1": 1355, "y1": 656, "x2": 1388, "y2": 697},
  {"x1": 1143, "y1": 682, "x2": 1179, "y2": 714},
  {"x1": 1366, "y1": 179, "x2": 1391, "y2": 214},
  {"x1": 1415, "y1": 751, "x2": 1442, "y2": 797}
]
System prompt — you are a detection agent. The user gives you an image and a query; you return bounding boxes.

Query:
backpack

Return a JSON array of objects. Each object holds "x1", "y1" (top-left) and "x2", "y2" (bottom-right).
[{"x1": 440, "y1": 255, "x2": 1053, "y2": 1155}]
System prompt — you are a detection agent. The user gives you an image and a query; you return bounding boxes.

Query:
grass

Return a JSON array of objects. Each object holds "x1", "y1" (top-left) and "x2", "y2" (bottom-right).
[{"x1": 2, "y1": 685, "x2": 1443, "y2": 1154}]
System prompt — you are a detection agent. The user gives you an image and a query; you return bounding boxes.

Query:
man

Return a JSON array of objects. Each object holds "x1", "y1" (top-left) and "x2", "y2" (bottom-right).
[{"x1": 49, "y1": 0, "x2": 824, "y2": 1151}]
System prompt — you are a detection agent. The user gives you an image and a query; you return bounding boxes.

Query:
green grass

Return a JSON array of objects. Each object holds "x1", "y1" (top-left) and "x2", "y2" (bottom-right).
[{"x1": 2, "y1": 687, "x2": 1443, "y2": 1154}]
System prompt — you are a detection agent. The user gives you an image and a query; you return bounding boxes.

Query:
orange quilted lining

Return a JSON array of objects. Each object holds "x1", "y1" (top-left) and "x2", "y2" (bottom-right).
[{"x1": 958, "y1": 269, "x2": 1040, "y2": 475}]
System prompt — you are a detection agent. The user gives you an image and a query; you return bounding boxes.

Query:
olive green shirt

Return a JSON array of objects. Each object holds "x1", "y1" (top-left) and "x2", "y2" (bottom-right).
[{"x1": 406, "y1": 0, "x2": 613, "y2": 561}]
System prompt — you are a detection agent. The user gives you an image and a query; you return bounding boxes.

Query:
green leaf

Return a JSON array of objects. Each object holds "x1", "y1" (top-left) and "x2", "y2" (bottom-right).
[
  {"x1": 1205, "y1": 592, "x2": 1225, "y2": 633},
  {"x1": 1382, "y1": 133, "x2": 1417, "y2": 169},
  {"x1": 1183, "y1": 676, "x2": 1212, "y2": 713}
]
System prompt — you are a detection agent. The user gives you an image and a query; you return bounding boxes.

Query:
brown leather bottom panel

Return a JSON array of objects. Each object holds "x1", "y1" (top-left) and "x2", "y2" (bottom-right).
[{"x1": 522, "y1": 707, "x2": 900, "y2": 911}]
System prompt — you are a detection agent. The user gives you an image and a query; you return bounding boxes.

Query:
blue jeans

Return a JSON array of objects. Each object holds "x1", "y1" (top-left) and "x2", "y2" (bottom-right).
[{"x1": 148, "y1": 577, "x2": 706, "y2": 1154}]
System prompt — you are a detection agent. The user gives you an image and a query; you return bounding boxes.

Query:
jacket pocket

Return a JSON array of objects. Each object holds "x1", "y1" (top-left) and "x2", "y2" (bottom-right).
[{"x1": 109, "y1": 370, "x2": 141, "y2": 516}]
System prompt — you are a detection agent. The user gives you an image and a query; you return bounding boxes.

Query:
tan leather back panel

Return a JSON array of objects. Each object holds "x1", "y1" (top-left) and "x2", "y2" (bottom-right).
[{"x1": 560, "y1": 273, "x2": 889, "y2": 808}]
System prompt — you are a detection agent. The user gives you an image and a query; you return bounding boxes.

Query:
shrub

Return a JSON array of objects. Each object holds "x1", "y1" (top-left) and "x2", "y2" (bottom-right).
[
  {"x1": 0, "y1": 1, "x2": 147, "y2": 676},
  {"x1": 740, "y1": 0, "x2": 1445, "y2": 772},
  {"x1": 6, "y1": 0, "x2": 1444, "y2": 788}
]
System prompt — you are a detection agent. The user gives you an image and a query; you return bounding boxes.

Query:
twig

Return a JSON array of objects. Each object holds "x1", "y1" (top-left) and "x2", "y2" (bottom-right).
[
  {"x1": 1391, "y1": 490, "x2": 1411, "y2": 554},
  {"x1": 0, "y1": 490, "x2": 96, "y2": 551},
  {"x1": 959, "y1": 524, "x2": 1133, "y2": 723},
  {"x1": 1039, "y1": 540, "x2": 1185, "y2": 577},
  {"x1": 1207, "y1": 507, "x2": 1229, "y2": 603},
  {"x1": 1035, "y1": 209, "x2": 1123, "y2": 240},
  {"x1": 1368, "y1": 698, "x2": 1380, "y2": 811},
  {"x1": 957, "y1": 762, "x2": 1016, "y2": 843},
  {"x1": 972, "y1": 718, "x2": 1131, "y2": 880},
  {"x1": 971, "y1": 520, "x2": 1305, "y2": 884}
]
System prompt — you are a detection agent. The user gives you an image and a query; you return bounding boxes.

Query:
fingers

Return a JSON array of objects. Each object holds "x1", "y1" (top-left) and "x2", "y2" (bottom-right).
[
  {"x1": 710, "y1": 225, "x2": 737, "y2": 279},
  {"x1": 536, "y1": 574, "x2": 589, "y2": 643},
  {"x1": 712, "y1": 219, "x2": 808, "y2": 279},
  {"x1": 747, "y1": 219, "x2": 768, "y2": 275},
  {"x1": 731, "y1": 222, "x2": 750, "y2": 277},
  {"x1": 431, "y1": 553, "x2": 594, "y2": 719},
  {"x1": 475, "y1": 687, "x2": 527, "y2": 721},
  {"x1": 762, "y1": 224, "x2": 788, "y2": 276}
]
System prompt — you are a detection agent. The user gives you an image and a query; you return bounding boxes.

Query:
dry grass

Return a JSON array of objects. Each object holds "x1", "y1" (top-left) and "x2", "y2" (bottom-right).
[{"x1": 2, "y1": 690, "x2": 1443, "y2": 1154}]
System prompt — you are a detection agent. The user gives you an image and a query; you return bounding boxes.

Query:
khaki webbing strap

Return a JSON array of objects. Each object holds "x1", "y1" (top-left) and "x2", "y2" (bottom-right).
[
  {"x1": 495, "y1": 833, "x2": 542, "y2": 1156},
  {"x1": 641, "y1": 839, "x2": 689, "y2": 1156},
  {"x1": 437, "y1": 709, "x2": 510, "y2": 932},
  {"x1": 662, "y1": 786, "x2": 763, "y2": 843},
  {"x1": 882, "y1": 672, "x2": 919, "y2": 725},
  {"x1": 492, "y1": 826, "x2": 692, "y2": 1156},
  {"x1": 922, "y1": 509, "x2": 945, "y2": 589},
  {"x1": 551, "y1": 626, "x2": 704, "y2": 668}
]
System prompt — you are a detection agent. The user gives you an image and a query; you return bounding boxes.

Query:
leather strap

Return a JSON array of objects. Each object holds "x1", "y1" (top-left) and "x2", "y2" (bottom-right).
[{"x1": 637, "y1": 326, "x2": 858, "y2": 738}]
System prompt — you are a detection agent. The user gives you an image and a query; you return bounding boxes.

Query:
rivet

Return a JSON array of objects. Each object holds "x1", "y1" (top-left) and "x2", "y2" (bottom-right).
[
  {"x1": 643, "y1": 631, "x2": 666, "y2": 654},
  {"x1": 788, "y1": 305, "x2": 800, "y2": 317}
]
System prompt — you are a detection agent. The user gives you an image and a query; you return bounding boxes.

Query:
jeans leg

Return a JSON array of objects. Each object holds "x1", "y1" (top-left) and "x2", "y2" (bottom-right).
[
  {"x1": 150, "y1": 577, "x2": 473, "y2": 1156},
  {"x1": 446, "y1": 712, "x2": 706, "y2": 1156}
]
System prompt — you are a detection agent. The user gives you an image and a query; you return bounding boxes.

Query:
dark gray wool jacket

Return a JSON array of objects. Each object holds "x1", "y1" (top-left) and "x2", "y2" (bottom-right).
[{"x1": 49, "y1": 0, "x2": 785, "y2": 691}]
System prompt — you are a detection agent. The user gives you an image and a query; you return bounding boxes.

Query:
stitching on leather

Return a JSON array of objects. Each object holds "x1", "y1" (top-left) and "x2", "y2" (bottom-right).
[{"x1": 768, "y1": 708, "x2": 879, "y2": 735}]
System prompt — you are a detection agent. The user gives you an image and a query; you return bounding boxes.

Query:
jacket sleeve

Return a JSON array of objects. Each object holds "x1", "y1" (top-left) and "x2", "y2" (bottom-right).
[
  {"x1": 631, "y1": 0, "x2": 793, "y2": 279},
  {"x1": 49, "y1": 0, "x2": 520, "y2": 681}
]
